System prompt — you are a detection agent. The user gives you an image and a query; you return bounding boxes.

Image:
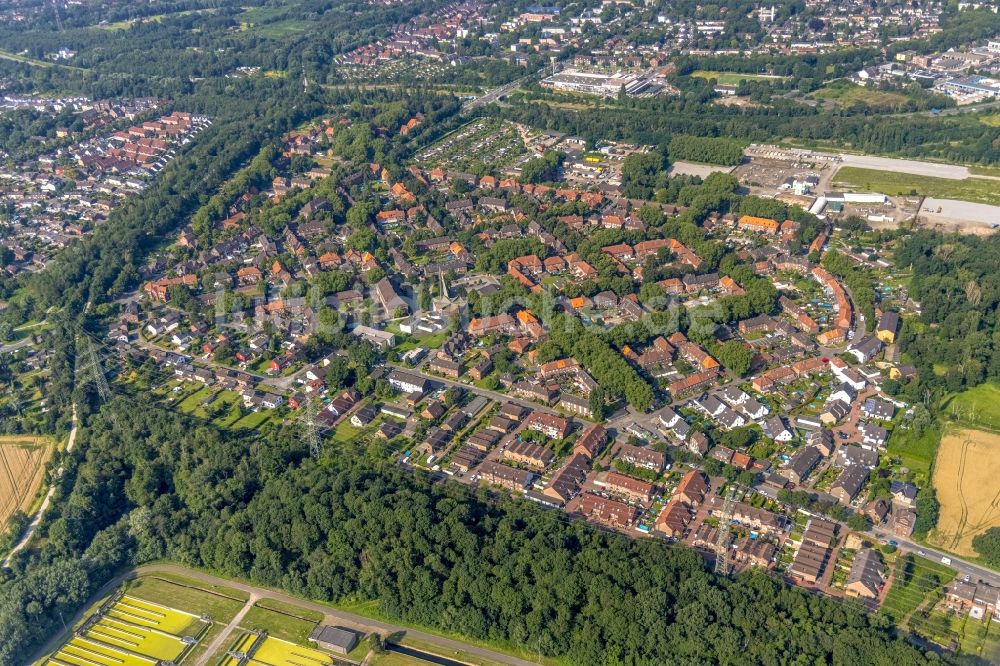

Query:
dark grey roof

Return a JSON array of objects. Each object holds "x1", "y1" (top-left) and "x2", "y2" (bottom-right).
[{"x1": 310, "y1": 625, "x2": 358, "y2": 649}]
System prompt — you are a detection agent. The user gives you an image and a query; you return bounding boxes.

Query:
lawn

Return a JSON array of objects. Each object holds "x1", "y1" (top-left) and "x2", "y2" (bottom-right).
[
  {"x1": 331, "y1": 416, "x2": 366, "y2": 443},
  {"x1": 691, "y1": 70, "x2": 786, "y2": 86},
  {"x1": 239, "y1": 601, "x2": 322, "y2": 643},
  {"x1": 881, "y1": 554, "x2": 956, "y2": 623},
  {"x1": 177, "y1": 385, "x2": 217, "y2": 413},
  {"x1": 231, "y1": 409, "x2": 276, "y2": 430},
  {"x1": 886, "y1": 424, "x2": 940, "y2": 479},
  {"x1": 832, "y1": 166, "x2": 1000, "y2": 207},
  {"x1": 394, "y1": 330, "x2": 449, "y2": 353},
  {"x1": 941, "y1": 383, "x2": 1000, "y2": 432},
  {"x1": 907, "y1": 609, "x2": 1000, "y2": 660},
  {"x1": 126, "y1": 575, "x2": 247, "y2": 623},
  {"x1": 812, "y1": 81, "x2": 909, "y2": 108}
]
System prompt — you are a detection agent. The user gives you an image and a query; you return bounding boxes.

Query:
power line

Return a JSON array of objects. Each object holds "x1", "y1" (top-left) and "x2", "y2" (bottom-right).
[
  {"x1": 302, "y1": 393, "x2": 323, "y2": 459},
  {"x1": 714, "y1": 485, "x2": 738, "y2": 576}
]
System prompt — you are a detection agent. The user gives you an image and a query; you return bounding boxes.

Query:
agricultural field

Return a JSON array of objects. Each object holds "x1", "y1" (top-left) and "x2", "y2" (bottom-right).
[
  {"x1": 222, "y1": 633, "x2": 337, "y2": 666},
  {"x1": 927, "y1": 428, "x2": 1000, "y2": 557},
  {"x1": 832, "y1": 166, "x2": 1000, "y2": 207},
  {"x1": 44, "y1": 595, "x2": 207, "y2": 666},
  {"x1": 811, "y1": 81, "x2": 909, "y2": 109},
  {"x1": 0, "y1": 435, "x2": 54, "y2": 529},
  {"x1": 691, "y1": 70, "x2": 787, "y2": 86}
]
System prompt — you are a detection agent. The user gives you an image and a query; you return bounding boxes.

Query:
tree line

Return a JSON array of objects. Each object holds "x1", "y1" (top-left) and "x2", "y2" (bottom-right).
[{"x1": 0, "y1": 401, "x2": 954, "y2": 666}]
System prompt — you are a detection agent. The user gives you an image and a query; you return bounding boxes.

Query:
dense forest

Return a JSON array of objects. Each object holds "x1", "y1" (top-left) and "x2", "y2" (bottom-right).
[
  {"x1": 0, "y1": 400, "x2": 955, "y2": 666},
  {"x1": 894, "y1": 231, "x2": 1000, "y2": 395}
]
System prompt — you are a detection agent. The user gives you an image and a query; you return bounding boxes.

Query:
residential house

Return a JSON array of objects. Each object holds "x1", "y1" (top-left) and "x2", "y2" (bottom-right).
[
  {"x1": 478, "y1": 461, "x2": 534, "y2": 492},
  {"x1": 580, "y1": 492, "x2": 639, "y2": 529},
  {"x1": 845, "y1": 548, "x2": 884, "y2": 599},
  {"x1": 673, "y1": 470, "x2": 709, "y2": 506},
  {"x1": 782, "y1": 446, "x2": 822, "y2": 484}
]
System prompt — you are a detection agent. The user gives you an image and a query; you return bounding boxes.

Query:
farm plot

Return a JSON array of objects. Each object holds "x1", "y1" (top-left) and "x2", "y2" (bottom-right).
[
  {"x1": 250, "y1": 636, "x2": 336, "y2": 665},
  {"x1": 224, "y1": 633, "x2": 336, "y2": 666},
  {"x1": 0, "y1": 435, "x2": 54, "y2": 529},
  {"x1": 415, "y1": 119, "x2": 526, "y2": 172},
  {"x1": 928, "y1": 428, "x2": 1000, "y2": 557},
  {"x1": 45, "y1": 595, "x2": 207, "y2": 666}
]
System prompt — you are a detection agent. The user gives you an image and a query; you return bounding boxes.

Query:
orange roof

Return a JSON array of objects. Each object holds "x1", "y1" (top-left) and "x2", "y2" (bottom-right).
[
  {"x1": 517, "y1": 309, "x2": 539, "y2": 324},
  {"x1": 738, "y1": 215, "x2": 780, "y2": 232}
]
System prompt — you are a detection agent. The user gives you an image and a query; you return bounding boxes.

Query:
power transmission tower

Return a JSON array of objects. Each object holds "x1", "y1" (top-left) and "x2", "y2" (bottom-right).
[
  {"x1": 714, "y1": 486, "x2": 739, "y2": 576},
  {"x1": 302, "y1": 395, "x2": 323, "y2": 459},
  {"x1": 84, "y1": 339, "x2": 111, "y2": 403}
]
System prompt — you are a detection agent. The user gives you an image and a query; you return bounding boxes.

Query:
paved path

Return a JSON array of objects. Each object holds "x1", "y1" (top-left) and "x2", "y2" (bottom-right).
[
  {"x1": 3, "y1": 403, "x2": 78, "y2": 567},
  {"x1": 870, "y1": 528, "x2": 1000, "y2": 590},
  {"x1": 388, "y1": 363, "x2": 563, "y2": 419},
  {"x1": 193, "y1": 592, "x2": 258, "y2": 666},
  {"x1": 30, "y1": 563, "x2": 540, "y2": 666}
]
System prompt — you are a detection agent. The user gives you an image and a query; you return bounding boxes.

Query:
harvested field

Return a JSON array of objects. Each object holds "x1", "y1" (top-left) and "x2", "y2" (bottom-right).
[
  {"x1": 928, "y1": 428, "x2": 1000, "y2": 557},
  {"x1": 0, "y1": 435, "x2": 53, "y2": 529}
]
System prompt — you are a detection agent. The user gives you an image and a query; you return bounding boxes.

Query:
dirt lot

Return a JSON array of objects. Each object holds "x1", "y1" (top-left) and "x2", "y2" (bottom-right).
[
  {"x1": 928, "y1": 428, "x2": 1000, "y2": 557},
  {"x1": 0, "y1": 435, "x2": 53, "y2": 528}
]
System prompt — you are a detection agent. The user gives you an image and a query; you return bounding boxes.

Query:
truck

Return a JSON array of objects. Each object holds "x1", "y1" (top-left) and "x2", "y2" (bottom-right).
[{"x1": 941, "y1": 556, "x2": 952, "y2": 565}]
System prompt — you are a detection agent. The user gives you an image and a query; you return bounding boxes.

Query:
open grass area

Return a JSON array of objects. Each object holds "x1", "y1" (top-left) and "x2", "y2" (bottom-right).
[
  {"x1": 126, "y1": 575, "x2": 246, "y2": 622},
  {"x1": 370, "y1": 652, "x2": 426, "y2": 666},
  {"x1": 833, "y1": 166, "x2": 1000, "y2": 207},
  {"x1": 927, "y1": 428, "x2": 1000, "y2": 557},
  {"x1": 941, "y1": 383, "x2": 1000, "y2": 431},
  {"x1": 239, "y1": 602, "x2": 322, "y2": 644},
  {"x1": 812, "y1": 81, "x2": 909, "y2": 108},
  {"x1": 398, "y1": 636, "x2": 513, "y2": 666},
  {"x1": 691, "y1": 70, "x2": 787, "y2": 86},
  {"x1": 330, "y1": 417, "x2": 366, "y2": 444},
  {"x1": 907, "y1": 609, "x2": 1000, "y2": 661},
  {"x1": 177, "y1": 385, "x2": 217, "y2": 412},
  {"x1": 0, "y1": 48, "x2": 54, "y2": 68},
  {"x1": 881, "y1": 554, "x2": 956, "y2": 623},
  {"x1": 886, "y1": 424, "x2": 940, "y2": 480},
  {"x1": 231, "y1": 409, "x2": 276, "y2": 431}
]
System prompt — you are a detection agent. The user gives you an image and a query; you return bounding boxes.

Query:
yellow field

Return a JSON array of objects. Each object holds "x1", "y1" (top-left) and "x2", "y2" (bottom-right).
[
  {"x1": 0, "y1": 435, "x2": 54, "y2": 529},
  {"x1": 47, "y1": 636, "x2": 157, "y2": 666},
  {"x1": 248, "y1": 636, "x2": 335, "y2": 666},
  {"x1": 45, "y1": 595, "x2": 205, "y2": 666},
  {"x1": 929, "y1": 429, "x2": 1000, "y2": 556}
]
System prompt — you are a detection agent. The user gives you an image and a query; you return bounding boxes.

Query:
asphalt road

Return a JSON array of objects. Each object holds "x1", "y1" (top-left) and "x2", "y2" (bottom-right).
[
  {"x1": 30, "y1": 563, "x2": 541, "y2": 666},
  {"x1": 870, "y1": 527, "x2": 1000, "y2": 589}
]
